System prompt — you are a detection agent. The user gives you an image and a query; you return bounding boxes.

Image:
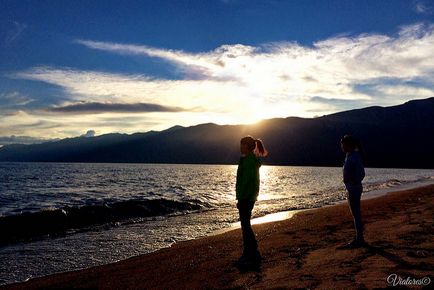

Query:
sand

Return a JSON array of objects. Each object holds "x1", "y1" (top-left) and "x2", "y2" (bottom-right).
[{"x1": 2, "y1": 185, "x2": 433, "y2": 290}]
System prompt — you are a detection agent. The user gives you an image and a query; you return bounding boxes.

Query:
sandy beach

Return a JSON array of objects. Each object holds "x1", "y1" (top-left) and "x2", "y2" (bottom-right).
[{"x1": 3, "y1": 185, "x2": 433, "y2": 290}]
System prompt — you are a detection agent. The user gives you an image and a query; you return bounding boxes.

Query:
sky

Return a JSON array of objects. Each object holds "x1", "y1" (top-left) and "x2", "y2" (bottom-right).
[{"x1": 0, "y1": 0, "x2": 433, "y2": 144}]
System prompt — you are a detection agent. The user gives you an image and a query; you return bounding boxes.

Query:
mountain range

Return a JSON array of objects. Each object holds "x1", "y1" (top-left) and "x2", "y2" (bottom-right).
[{"x1": 1, "y1": 97, "x2": 433, "y2": 168}]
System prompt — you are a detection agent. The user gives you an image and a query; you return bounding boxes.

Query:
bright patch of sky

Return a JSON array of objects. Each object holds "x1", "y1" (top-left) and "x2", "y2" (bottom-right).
[{"x1": 1, "y1": 0, "x2": 433, "y2": 142}]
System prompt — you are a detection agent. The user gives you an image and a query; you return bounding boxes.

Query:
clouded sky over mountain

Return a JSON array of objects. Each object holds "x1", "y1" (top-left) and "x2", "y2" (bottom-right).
[{"x1": 1, "y1": 0, "x2": 433, "y2": 142}]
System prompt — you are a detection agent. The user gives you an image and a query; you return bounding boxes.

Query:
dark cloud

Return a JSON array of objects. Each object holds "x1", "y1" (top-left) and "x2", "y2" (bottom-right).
[
  {"x1": 309, "y1": 96, "x2": 362, "y2": 105},
  {"x1": 303, "y1": 75, "x2": 318, "y2": 83},
  {"x1": 307, "y1": 96, "x2": 370, "y2": 112},
  {"x1": 280, "y1": 74, "x2": 292, "y2": 81},
  {"x1": 352, "y1": 76, "x2": 434, "y2": 97},
  {"x1": 46, "y1": 102, "x2": 195, "y2": 114},
  {"x1": 20, "y1": 120, "x2": 61, "y2": 129}
]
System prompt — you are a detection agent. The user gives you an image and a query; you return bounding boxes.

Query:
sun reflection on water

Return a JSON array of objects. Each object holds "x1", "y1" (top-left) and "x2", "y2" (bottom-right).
[{"x1": 257, "y1": 165, "x2": 272, "y2": 201}]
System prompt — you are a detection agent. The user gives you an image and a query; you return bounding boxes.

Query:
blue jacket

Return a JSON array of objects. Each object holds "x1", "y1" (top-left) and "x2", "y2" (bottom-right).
[{"x1": 343, "y1": 151, "x2": 365, "y2": 186}]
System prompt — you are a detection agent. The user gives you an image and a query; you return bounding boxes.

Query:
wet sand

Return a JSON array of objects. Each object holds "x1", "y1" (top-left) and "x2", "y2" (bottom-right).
[{"x1": 3, "y1": 185, "x2": 433, "y2": 289}]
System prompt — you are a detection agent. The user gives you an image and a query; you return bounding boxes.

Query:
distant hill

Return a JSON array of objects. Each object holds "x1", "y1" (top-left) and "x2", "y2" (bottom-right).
[{"x1": 1, "y1": 97, "x2": 433, "y2": 168}]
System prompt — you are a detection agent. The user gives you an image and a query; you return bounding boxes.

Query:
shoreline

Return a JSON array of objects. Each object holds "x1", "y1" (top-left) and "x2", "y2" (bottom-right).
[
  {"x1": 213, "y1": 178, "x2": 434, "y2": 236},
  {"x1": 1, "y1": 177, "x2": 432, "y2": 286},
  {"x1": 3, "y1": 184, "x2": 433, "y2": 289},
  {"x1": 361, "y1": 178, "x2": 434, "y2": 200}
]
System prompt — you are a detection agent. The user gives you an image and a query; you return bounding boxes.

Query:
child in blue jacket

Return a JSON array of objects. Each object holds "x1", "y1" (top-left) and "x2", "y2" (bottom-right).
[{"x1": 340, "y1": 134, "x2": 366, "y2": 249}]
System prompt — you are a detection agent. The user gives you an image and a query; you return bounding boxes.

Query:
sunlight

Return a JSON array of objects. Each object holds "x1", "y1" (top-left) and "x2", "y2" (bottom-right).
[
  {"x1": 251, "y1": 210, "x2": 299, "y2": 225},
  {"x1": 257, "y1": 165, "x2": 271, "y2": 201}
]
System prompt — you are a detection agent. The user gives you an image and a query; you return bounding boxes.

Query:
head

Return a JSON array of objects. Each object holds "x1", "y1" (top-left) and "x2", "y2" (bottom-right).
[
  {"x1": 240, "y1": 136, "x2": 268, "y2": 157},
  {"x1": 340, "y1": 134, "x2": 360, "y2": 153}
]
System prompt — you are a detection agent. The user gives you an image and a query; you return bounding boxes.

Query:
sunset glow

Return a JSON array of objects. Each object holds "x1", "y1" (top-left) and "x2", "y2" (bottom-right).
[{"x1": 1, "y1": 1, "x2": 434, "y2": 143}]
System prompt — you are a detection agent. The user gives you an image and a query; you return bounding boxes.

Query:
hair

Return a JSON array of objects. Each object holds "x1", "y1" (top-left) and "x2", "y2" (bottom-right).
[
  {"x1": 241, "y1": 136, "x2": 268, "y2": 157},
  {"x1": 341, "y1": 134, "x2": 364, "y2": 158}
]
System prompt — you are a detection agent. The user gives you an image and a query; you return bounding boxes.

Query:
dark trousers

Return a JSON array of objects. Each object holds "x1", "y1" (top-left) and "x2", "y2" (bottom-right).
[
  {"x1": 237, "y1": 200, "x2": 258, "y2": 255},
  {"x1": 346, "y1": 184, "x2": 364, "y2": 241}
]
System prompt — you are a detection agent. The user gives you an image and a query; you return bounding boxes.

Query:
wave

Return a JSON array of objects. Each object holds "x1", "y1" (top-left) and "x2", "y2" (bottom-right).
[
  {"x1": 364, "y1": 176, "x2": 434, "y2": 193},
  {"x1": 0, "y1": 198, "x2": 204, "y2": 247}
]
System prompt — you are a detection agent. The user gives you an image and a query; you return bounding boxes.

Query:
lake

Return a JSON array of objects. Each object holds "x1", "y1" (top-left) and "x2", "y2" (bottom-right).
[{"x1": 1, "y1": 162, "x2": 433, "y2": 285}]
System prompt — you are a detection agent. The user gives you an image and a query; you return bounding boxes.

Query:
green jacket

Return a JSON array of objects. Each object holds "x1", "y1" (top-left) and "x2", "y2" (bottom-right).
[{"x1": 236, "y1": 153, "x2": 261, "y2": 201}]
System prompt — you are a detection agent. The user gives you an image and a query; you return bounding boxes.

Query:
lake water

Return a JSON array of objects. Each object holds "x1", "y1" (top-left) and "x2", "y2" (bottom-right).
[{"x1": 1, "y1": 162, "x2": 433, "y2": 285}]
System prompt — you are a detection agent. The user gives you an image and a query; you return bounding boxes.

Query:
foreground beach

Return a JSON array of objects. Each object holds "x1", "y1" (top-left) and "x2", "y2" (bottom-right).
[{"x1": 3, "y1": 185, "x2": 433, "y2": 289}]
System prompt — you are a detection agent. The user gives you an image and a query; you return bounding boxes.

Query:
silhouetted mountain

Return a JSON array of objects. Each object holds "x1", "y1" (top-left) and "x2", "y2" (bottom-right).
[{"x1": 1, "y1": 98, "x2": 433, "y2": 168}]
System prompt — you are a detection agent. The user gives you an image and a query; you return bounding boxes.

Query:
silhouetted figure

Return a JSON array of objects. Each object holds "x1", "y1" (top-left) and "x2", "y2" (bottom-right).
[
  {"x1": 338, "y1": 134, "x2": 366, "y2": 249},
  {"x1": 235, "y1": 136, "x2": 268, "y2": 269}
]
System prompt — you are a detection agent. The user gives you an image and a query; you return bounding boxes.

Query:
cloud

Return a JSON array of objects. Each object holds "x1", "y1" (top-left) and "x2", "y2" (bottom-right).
[
  {"x1": 74, "y1": 23, "x2": 434, "y2": 107},
  {"x1": 3, "y1": 21, "x2": 27, "y2": 46},
  {"x1": 0, "y1": 110, "x2": 64, "y2": 137},
  {"x1": 80, "y1": 130, "x2": 96, "y2": 138},
  {"x1": 0, "y1": 91, "x2": 34, "y2": 107},
  {"x1": 0, "y1": 135, "x2": 58, "y2": 146},
  {"x1": 307, "y1": 96, "x2": 369, "y2": 109},
  {"x1": 414, "y1": 0, "x2": 433, "y2": 14},
  {"x1": 12, "y1": 66, "x2": 250, "y2": 118},
  {"x1": 20, "y1": 120, "x2": 61, "y2": 129},
  {"x1": 75, "y1": 39, "x2": 236, "y2": 81},
  {"x1": 45, "y1": 102, "x2": 194, "y2": 114},
  {"x1": 7, "y1": 22, "x2": 434, "y2": 138}
]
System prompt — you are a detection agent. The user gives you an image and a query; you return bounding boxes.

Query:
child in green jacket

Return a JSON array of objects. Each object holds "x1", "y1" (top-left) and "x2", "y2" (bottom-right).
[{"x1": 236, "y1": 136, "x2": 267, "y2": 268}]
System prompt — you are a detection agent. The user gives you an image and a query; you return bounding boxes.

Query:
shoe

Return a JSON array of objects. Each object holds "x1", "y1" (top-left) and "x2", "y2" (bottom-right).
[
  {"x1": 336, "y1": 239, "x2": 366, "y2": 250},
  {"x1": 235, "y1": 251, "x2": 262, "y2": 271}
]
